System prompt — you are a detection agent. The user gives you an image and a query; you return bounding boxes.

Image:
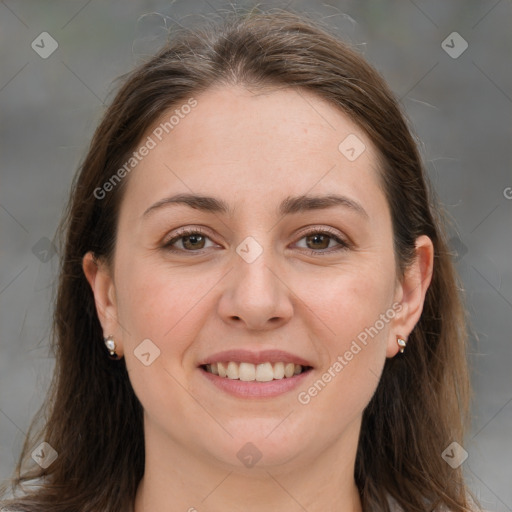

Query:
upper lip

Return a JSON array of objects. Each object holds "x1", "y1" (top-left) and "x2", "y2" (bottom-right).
[{"x1": 198, "y1": 349, "x2": 314, "y2": 368}]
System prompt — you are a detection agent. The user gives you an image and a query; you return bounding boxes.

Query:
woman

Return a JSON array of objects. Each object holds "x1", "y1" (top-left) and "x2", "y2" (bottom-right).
[{"x1": 0, "y1": 10, "x2": 478, "y2": 512}]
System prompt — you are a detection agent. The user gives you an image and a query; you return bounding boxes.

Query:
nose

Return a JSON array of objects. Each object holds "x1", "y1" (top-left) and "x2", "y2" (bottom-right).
[{"x1": 217, "y1": 244, "x2": 294, "y2": 331}]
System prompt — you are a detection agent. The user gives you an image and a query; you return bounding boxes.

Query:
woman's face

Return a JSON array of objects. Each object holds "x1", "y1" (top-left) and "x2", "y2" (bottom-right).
[{"x1": 86, "y1": 85, "x2": 429, "y2": 473}]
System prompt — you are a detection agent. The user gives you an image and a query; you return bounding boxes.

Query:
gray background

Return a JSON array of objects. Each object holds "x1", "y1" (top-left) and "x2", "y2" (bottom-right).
[{"x1": 0, "y1": 0, "x2": 511, "y2": 510}]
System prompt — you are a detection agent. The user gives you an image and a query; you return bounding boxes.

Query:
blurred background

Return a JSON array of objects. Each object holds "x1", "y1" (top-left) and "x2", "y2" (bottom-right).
[{"x1": 0, "y1": 0, "x2": 511, "y2": 509}]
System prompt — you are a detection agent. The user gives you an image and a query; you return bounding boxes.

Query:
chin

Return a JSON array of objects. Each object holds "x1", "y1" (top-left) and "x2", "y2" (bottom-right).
[{"x1": 205, "y1": 418, "x2": 314, "y2": 470}]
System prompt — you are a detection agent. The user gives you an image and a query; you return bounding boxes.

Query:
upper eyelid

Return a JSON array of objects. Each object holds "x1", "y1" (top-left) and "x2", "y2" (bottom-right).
[{"x1": 163, "y1": 225, "x2": 210, "y2": 241}]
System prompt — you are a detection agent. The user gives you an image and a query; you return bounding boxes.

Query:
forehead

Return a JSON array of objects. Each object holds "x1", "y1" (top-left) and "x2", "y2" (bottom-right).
[{"x1": 118, "y1": 85, "x2": 386, "y2": 222}]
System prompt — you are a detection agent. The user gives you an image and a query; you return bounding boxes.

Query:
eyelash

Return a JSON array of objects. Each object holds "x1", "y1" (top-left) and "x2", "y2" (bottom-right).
[{"x1": 163, "y1": 226, "x2": 350, "y2": 256}]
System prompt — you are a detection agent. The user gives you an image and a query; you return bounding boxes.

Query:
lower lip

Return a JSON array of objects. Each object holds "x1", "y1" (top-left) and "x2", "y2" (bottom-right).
[{"x1": 199, "y1": 367, "x2": 312, "y2": 398}]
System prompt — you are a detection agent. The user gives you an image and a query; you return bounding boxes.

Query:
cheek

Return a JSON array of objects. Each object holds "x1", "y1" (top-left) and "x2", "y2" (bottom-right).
[
  {"x1": 113, "y1": 254, "x2": 227, "y2": 389},
  {"x1": 114, "y1": 253, "x2": 209, "y2": 341},
  {"x1": 115, "y1": 266, "x2": 174, "y2": 342},
  {"x1": 294, "y1": 260, "x2": 396, "y2": 345},
  {"x1": 293, "y1": 264, "x2": 394, "y2": 411},
  {"x1": 113, "y1": 256, "x2": 212, "y2": 423}
]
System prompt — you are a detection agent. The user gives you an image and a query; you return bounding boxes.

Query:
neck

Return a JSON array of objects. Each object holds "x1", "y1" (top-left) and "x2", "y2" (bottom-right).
[{"x1": 134, "y1": 416, "x2": 363, "y2": 512}]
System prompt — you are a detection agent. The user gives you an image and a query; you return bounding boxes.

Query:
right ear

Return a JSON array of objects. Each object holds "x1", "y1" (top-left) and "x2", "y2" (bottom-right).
[{"x1": 82, "y1": 251, "x2": 123, "y2": 354}]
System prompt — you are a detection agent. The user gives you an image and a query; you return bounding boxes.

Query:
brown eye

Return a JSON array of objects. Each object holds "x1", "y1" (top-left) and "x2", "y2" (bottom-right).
[
  {"x1": 295, "y1": 229, "x2": 349, "y2": 255},
  {"x1": 305, "y1": 233, "x2": 331, "y2": 250},
  {"x1": 181, "y1": 234, "x2": 206, "y2": 250},
  {"x1": 164, "y1": 229, "x2": 216, "y2": 252}
]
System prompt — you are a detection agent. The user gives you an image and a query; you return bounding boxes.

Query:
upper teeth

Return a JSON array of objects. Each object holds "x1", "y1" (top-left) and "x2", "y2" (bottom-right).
[{"x1": 205, "y1": 362, "x2": 304, "y2": 381}]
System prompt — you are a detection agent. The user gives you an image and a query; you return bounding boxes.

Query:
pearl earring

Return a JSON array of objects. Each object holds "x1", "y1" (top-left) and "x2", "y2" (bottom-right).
[
  {"x1": 104, "y1": 335, "x2": 120, "y2": 360},
  {"x1": 397, "y1": 337, "x2": 407, "y2": 354}
]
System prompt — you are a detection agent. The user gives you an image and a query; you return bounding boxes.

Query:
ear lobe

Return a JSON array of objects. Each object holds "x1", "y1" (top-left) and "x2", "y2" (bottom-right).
[
  {"x1": 82, "y1": 252, "x2": 122, "y2": 354},
  {"x1": 386, "y1": 235, "x2": 434, "y2": 358}
]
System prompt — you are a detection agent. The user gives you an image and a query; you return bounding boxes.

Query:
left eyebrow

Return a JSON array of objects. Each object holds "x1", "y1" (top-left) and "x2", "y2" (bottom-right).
[
  {"x1": 278, "y1": 193, "x2": 369, "y2": 219},
  {"x1": 142, "y1": 192, "x2": 368, "y2": 220}
]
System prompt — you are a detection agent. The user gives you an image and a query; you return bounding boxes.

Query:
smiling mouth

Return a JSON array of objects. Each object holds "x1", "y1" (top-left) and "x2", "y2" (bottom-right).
[{"x1": 201, "y1": 361, "x2": 312, "y2": 382}]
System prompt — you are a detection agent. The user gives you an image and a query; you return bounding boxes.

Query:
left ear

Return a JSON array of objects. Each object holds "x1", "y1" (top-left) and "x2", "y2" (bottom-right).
[{"x1": 386, "y1": 235, "x2": 434, "y2": 358}]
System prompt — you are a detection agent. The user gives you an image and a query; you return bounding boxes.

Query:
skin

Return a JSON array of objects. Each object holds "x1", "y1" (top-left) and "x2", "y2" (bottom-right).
[{"x1": 83, "y1": 85, "x2": 433, "y2": 512}]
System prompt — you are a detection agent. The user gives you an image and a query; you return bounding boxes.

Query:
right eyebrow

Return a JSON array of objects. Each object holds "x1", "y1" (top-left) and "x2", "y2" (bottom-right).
[{"x1": 142, "y1": 193, "x2": 234, "y2": 218}]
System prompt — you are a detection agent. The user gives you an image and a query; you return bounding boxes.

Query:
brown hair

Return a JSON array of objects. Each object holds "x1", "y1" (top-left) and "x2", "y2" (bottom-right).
[{"x1": 1, "y1": 9, "x2": 477, "y2": 512}]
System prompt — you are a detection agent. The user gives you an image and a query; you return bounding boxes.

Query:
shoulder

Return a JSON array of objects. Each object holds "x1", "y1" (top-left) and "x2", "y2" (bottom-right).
[{"x1": 387, "y1": 494, "x2": 481, "y2": 512}]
